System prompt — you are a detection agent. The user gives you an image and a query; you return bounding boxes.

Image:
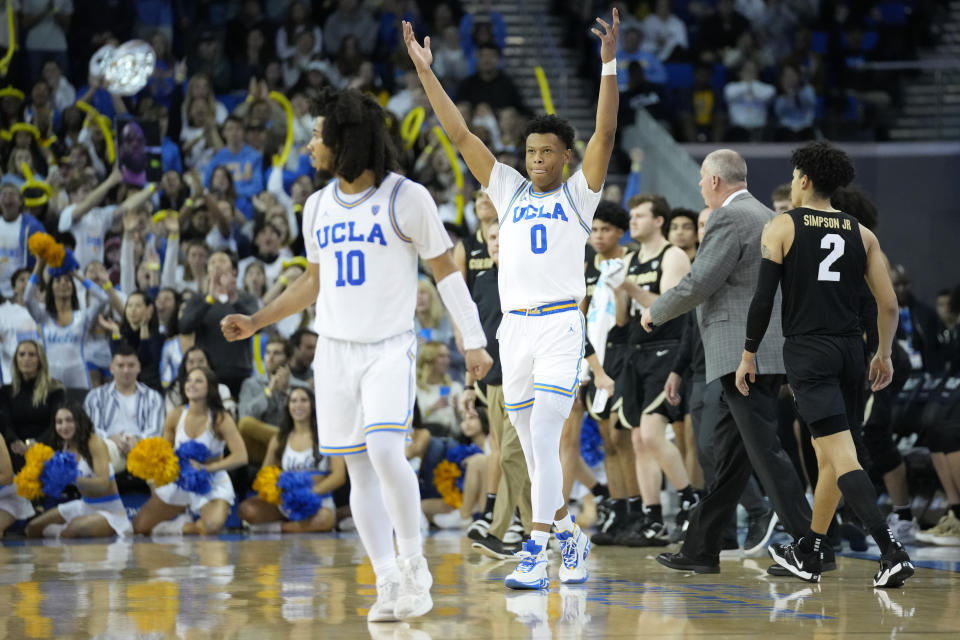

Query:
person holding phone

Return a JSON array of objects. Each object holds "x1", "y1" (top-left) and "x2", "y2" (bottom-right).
[{"x1": 416, "y1": 341, "x2": 463, "y2": 435}]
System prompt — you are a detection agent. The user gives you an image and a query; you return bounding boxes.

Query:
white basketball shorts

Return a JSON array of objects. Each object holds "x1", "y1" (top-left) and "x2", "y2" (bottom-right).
[
  {"x1": 312, "y1": 331, "x2": 417, "y2": 456},
  {"x1": 498, "y1": 301, "x2": 584, "y2": 414}
]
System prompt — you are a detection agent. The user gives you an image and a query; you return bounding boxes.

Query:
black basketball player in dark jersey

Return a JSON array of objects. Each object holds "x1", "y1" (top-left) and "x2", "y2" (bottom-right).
[
  {"x1": 613, "y1": 194, "x2": 699, "y2": 546},
  {"x1": 735, "y1": 141, "x2": 913, "y2": 588}
]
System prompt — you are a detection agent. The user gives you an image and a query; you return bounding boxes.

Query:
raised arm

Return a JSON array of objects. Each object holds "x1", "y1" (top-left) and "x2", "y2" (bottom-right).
[
  {"x1": 403, "y1": 20, "x2": 496, "y2": 187},
  {"x1": 24, "y1": 261, "x2": 50, "y2": 325},
  {"x1": 580, "y1": 9, "x2": 621, "y2": 192},
  {"x1": 59, "y1": 167, "x2": 122, "y2": 231}
]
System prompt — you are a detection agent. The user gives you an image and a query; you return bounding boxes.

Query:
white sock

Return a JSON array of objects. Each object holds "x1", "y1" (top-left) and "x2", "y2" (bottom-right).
[
  {"x1": 531, "y1": 530, "x2": 550, "y2": 550},
  {"x1": 554, "y1": 514, "x2": 574, "y2": 533},
  {"x1": 43, "y1": 523, "x2": 66, "y2": 539},
  {"x1": 396, "y1": 535, "x2": 422, "y2": 560},
  {"x1": 371, "y1": 554, "x2": 399, "y2": 581},
  {"x1": 247, "y1": 521, "x2": 282, "y2": 533}
]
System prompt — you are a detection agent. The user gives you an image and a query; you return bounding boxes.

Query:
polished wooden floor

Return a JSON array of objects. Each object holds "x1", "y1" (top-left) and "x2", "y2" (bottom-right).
[{"x1": 0, "y1": 531, "x2": 957, "y2": 639}]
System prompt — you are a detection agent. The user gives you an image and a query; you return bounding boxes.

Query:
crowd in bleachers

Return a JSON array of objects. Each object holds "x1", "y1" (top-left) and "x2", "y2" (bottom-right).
[{"x1": 0, "y1": 1, "x2": 956, "y2": 544}]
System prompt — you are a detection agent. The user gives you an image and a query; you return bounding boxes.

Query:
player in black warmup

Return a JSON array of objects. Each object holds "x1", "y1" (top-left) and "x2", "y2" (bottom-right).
[{"x1": 734, "y1": 141, "x2": 913, "y2": 588}]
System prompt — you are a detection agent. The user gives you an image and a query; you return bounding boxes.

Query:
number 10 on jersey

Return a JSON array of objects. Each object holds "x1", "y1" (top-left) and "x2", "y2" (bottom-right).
[{"x1": 335, "y1": 250, "x2": 365, "y2": 286}]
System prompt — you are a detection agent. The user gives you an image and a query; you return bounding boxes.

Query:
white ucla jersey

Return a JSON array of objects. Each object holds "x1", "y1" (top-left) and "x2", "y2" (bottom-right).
[
  {"x1": 486, "y1": 162, "x2": 602, "y2": 311},
  {"x1": 303, "y1": 172, "x2": 452, "y2": 343}
]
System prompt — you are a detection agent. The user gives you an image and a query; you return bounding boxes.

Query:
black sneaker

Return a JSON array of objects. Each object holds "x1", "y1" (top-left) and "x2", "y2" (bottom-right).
[
  {"x1": 623, "y1": 519, "x2": 671, "y2": 547},
  {"x1": 595, "y1": 497, "x2": 613, "y2": 529},
  {"x1": 873, "y1": 541, "x2": 914, "y2": 588},
  {"x1": 472, "y1": 534, "x2": 521, "y2": 560},
  {"x1": 768, "y1": 544, "x2": 837, "y2": 576},
  {"x1": 768, "y1": 541, "x2": 822, "y2": 583},
  {"x1": 670, "y1": 492, "x2": 700, "y2": 543},
  {"x1": 467, "y1": 517, "x2": 491, "y2": 541}
]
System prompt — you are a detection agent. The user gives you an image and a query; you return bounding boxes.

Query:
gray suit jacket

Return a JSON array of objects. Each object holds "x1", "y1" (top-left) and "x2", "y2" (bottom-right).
[{"x1": 650, "y1": 192, "x2": 785, "y2": 383}]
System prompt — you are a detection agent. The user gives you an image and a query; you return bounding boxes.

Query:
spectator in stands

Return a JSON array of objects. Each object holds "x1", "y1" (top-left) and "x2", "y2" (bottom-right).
[
  {"x1": 132, "y1": 366, "x2": 247, "y2": 536},
  {"x1": 415, "y1": 278, "x2": 454, "y2": 347},
  {"x1": 619, "y1": 61, "x2": 668, "y2": 127},
  {"x1": 154, "y1": 287, "x2": 179, "y2": 337},
  {"x1": 179, "y1": 252, "x2": 258, "y2": 397},
  {"x1": 286, "y1": 327, "x2": 317, "y2": 386},
  {"x1": 175, "y1": 240, "x2": 209, "y2": 294},
  {"x1": 678, "y1": 63, "x2": 725, "y2": 142},
  {"x1": 723, "y1": 60, "x2": 775, "y2": 141},
  {"x1": 180, "y1": 98, "x2": 224, "y2": 170},
  {"x1": 100, "y1": 291, "x2": 164, "y2": 390},
  {"x1": 455, "y1": 44, "x2": 529, "y2": 115},
  {"x1": 433, "y1": 25, "x2": 470, "y2": 90},
  {"x1": 239, "y1": 219, "x2": 292, "y2": 288},
  {"x1": 58, "y1": 168, "x2": 131, "y2": 270},
  {"x1": 417, "y1": 341, "x2": 463, "y2": 436},
  {"x1": 773, "y1": 64, "x2": 817, "y2": 141},
  {"x1": 42, "y1": 60, "x2": 76, "y2": 113},
  {"x1": 324, "y1": 0, "x2": 378, "y2": 57},
  {"x1": 0, "y1": 339, "x2": 64, "y2": 469},
  {"x1": 0, "y1": 269, "x2": 40, "y2": 382},
  {"x1": 755, "y1": 0, "x2": 799, "y2": 60},
  {"x1": 698, "y1": 0, "x2": 750, "y2": 60},
  {"x1": 203, "y1": 116, "x2": 265, "y2": 219},
  {"x1": 238, "y1": 387, "x2": 345, "y2": 533},
  {"x1": 188, "y1": 30, "x2": 232, "y2": 95},
  {"x1": 278, "y1": 1, "x2": 322, "y2": 62},
  {"x1": 84, "y1": 343, "x2": 165, "y2": 470},
  {"x1": 231, "y1": 26, "x2": 271, "y2": 92},
  {"x1": 616, "y1": 26, "x2": 667, "y2": 91},
  {"x1": 642, "y1": 0, "x2": 689, "y2": 62},
  {"x1": 238, "y1": 336, "x2": 310, "y2": 465},
  {"x1": 21, "y1": 0, "x2": 74, "y2": 82},
  {"x1": 721, "y1": 30, "x2": 775, "y2": 77},
  {"x1": 23, "y1": 261, "x2": 111, "y2": 390},
  {"x1": 0, "y1": 184, "x2": 44, "y2": 299},
  {"x1": 182, "y1": 73, "x2": 229, "y2": 127}
]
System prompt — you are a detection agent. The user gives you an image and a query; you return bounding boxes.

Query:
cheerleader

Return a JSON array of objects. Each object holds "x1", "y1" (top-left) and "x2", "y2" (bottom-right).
[
  {"x1": 238, "y1": 387, "x2": 345, "y2": 533},
  {"x1": 24, "y1": 404, "x2": 132, "y2": 538},
  {"x1": 132, "y1": 366, "x2": 247, "y2": 536},
  {"x1": 0, "y1": 433, "x2": 34, "y2": 535},
  {"x1": 23, "y1": 259, "x2": 112, "y2": 389}
]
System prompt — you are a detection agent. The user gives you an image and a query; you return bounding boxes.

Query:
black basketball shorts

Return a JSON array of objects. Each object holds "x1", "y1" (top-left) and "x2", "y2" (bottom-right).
[
  {"x1": 617, "y1": 341, "x2": 679, "y2": 429},
  {"x1": 784, "y1": 334, "x2": 865, "y2": 438},
  {"x1": 585, "y1": 342, "x2": 629, "y2": 421}
]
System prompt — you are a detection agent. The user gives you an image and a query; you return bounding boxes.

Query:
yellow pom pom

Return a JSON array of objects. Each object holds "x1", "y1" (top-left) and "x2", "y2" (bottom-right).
[
  {"x1": 253, "y1": 466, "x2": 283, "y2": 506},
  {"x1": 26, "y1": 232, "x2": 66, "y2": 267},
  {"x1": 24, "y1": 442, "x2": 54, "y2": 466},
  {"x1": 47, "y1": 243, "x2": 66, "y2": 268},
  {"x1": 127, "y1": 437, "x2": 180, "y2": 486},
  {"x1": 433, "y1": 460, "x2": 463, "y2": 509}
]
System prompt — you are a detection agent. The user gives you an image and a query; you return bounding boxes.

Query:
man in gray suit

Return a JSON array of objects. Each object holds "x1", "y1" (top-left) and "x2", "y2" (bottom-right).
[{"x1": 643, "y1": 149, "x2": 812, "y2": 573}]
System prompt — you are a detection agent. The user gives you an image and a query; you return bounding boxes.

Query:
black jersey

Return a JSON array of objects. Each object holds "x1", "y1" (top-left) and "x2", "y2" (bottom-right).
[
  {"x1": 626, "y1": 242, "x2": 684, "y2": 345},
  {"x1": 462, "y1": 228, "x2": 494, "y2": 291},
  {"x1": 585, "y1": 249, "x2": 629, "y2": 344},
  {"x1": 782, "y1": 208, "x2": 867, "y2": 338}
]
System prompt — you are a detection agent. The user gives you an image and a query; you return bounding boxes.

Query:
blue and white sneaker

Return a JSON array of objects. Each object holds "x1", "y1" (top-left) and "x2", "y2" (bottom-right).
[
  {"x1": 504, "y1": 539, "x2": 549, "y2": 590},
  {"x1": 557, "y1": 523, "x2": 591, "y2": 584}
]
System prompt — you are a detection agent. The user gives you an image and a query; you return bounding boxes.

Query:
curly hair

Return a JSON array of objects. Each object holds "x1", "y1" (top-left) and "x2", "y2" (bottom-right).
[
  {"x1": 593, "y1": 200, "x2": 629, "y2": 231},
  {"x1": 791, "y1": 141, "x2": 855, "y2": 199},
  {"x1": 310, "y1": 87, "x2": 398, "y2": 185},
  {"x1": 522, "y1": 114, "x2": 575, "y2": 151},
  {"x1": 830, "y1": 184, "x2": 878, "y2": 230}
]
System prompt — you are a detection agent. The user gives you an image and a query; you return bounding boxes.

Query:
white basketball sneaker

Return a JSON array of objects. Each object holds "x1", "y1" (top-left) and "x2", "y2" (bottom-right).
[
  {"x1": 367, "y1": 573, "x2": 400, "y2": 622},
  {"x1": 394, "y1": 554, "x2": 433, "y2": 619},
  {"x1": 557, "y1": 523, "x2": 590, "y2": 584},
  {"x1": 504, "y1": 540, "x2": 550, "y2": 590}
]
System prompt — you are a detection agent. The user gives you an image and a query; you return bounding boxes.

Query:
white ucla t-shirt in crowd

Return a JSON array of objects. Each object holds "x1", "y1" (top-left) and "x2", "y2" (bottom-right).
[
  {"x1": 58, "y1": 204, "x2": 117, "y2": 269},
  {"x1": 485, "y1": 162, "x2": 602, "y2": 312},
  {"x1": 302, "y1": 172, "x2": 452, "y2": 343}
]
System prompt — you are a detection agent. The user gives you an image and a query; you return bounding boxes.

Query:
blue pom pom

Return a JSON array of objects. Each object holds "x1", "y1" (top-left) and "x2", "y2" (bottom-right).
[
  {"x1": 446, "y1": 444, "x2": 483, "y2": 466},
  {"x1": 278, "y1": 471, "x2": 322, "y2": 521},
  {"x1": 580, "y1": 417, "x2": 605, "y2": 468},
  {"x1": 47, "y1": 250, "x2": 80, "y2": 278},
  {"x1": 175, "y1": 441, "x2": 214, "y2": 493},
  {"x1": 40, "y1": 451, "x2": 78, "y2": 498}
]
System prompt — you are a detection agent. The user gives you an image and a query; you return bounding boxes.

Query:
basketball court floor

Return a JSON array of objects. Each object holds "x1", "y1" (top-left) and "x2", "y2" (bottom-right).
[{"x1": 0, "y1": 531, "x2": 957, "y2": 639}]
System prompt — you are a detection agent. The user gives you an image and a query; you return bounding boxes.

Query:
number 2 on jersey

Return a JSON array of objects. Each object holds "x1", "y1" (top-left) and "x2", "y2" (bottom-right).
[
  {"x1": 530, "y1": 224, "x2": 547, "y2": 254},
  {"x1": 334, "y1": 250, "x2": 365, "y2": 286},
  {"x1": 817, "y1": 233, "x2": 844, "y2": 282}
]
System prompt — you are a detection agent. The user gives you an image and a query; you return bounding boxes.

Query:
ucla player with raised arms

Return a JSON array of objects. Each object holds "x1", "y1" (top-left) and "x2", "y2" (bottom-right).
[
  {"x1": 404, "y1": 9, "x2": 620, "y2": 589},
  {"x1": 220, "y1": 88, "x2": 493, "y2": 622}
]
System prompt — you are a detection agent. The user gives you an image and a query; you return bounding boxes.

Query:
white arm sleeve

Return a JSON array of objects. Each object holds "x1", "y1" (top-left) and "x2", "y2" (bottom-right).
[{"x1": 435, "y1": 271, "x2": 487, "y2": 351}]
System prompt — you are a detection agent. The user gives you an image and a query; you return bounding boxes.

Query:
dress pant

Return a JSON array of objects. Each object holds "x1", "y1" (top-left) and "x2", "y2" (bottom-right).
[
  {"x1": 682, "y1": 373, "x2": 811, "y2": 560},
  {"x1": 485, "y1": 385, "x2": 533, "y2": 539}
]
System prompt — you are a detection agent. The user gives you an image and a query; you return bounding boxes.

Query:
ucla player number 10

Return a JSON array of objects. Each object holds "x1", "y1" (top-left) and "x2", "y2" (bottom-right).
[{"x1": 335, "y1": 250, "x2": 366, "y2": 286}]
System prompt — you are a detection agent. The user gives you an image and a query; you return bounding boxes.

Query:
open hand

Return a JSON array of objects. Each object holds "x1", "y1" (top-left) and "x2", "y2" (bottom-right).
[
  {"x1": 402, "y1": 21, "x2": 433, "y2": 71},
  {"x1": 592, "y1": 8, "x2": 621, "y2": 63},
  {"x1": 869, "y1": 353, "x2": 894, "y2": 391}
]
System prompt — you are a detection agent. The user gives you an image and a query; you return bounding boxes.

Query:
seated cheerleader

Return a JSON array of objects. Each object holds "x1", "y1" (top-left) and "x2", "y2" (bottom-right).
[
  {"x1": 24, "y1": 404, "x2": 132, "y2": 539},
  {"x1": 132, "y1": 367, "x2": 247, "y2": 536},
  {"x1": 410, "y1": 410, "x2": 490, "y2": 529},
  {"x1": 0, "y1": 433, "x2": 34, "y2": 535},
  {"x1": 238, "y1": 387, "x2": 346, "y2": 533}
]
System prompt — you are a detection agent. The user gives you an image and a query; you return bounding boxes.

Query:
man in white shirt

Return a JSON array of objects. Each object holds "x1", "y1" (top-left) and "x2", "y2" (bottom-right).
[
  {"x1": 0, "y1": 183, "x2": 44, "y2": 299},
  {"x1": 84, "y1": 344, "x2": 166, "y2": 472},
  {"x1": 724, "y1": 61, "x2": 776, "y2": 139}
]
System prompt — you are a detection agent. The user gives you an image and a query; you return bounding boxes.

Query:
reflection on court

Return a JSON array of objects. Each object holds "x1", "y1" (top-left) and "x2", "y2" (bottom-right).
[{"x1": 0, "y1": 533, "x2": 957, "y2": 639}]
